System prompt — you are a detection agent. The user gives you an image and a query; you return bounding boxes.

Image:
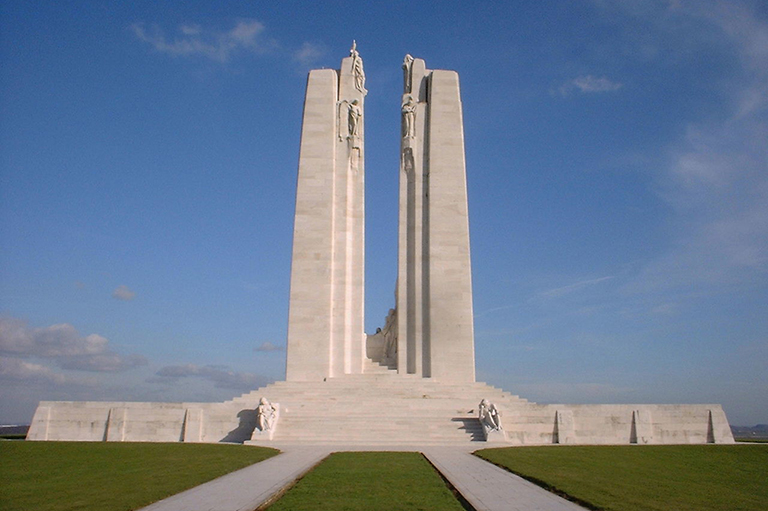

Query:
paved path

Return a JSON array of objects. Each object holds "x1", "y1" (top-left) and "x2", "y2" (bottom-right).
[
  {"x1": 423, "y1": 447, "x2": 588, "y2": 511},
  {"x1": 137, "y1": 447, "x2": 329, "y2": 511},
  {"x1": 138, "y1": 444, "x2": 589, "y2": 511}
]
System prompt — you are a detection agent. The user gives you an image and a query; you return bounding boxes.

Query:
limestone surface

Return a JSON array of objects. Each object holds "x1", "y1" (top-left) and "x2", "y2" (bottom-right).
[{"x1": 285, "y1": 45, "x2": 366, "y2": 381}]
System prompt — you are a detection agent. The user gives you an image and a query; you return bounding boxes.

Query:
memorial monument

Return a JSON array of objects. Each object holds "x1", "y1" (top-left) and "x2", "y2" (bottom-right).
[{"x1": 27, "y1": 46, "x2": 735, "y2": 445}]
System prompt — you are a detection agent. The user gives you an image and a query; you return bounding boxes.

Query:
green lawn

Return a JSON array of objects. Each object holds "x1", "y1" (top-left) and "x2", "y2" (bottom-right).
[
  {"x1": 476, "y1": 445, "x2": 768, "y2": 511},
  {"x1": 266, "y1": 452, "x2": 465, "y2": 511},
  {"x1": 0, "y1": 441, "x2": 279, "y2": 511}
]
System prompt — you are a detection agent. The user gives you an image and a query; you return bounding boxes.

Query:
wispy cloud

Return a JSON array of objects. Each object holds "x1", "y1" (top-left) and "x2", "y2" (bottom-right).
[
  {"x1": 293, "y1": 42, "x2": 326, "y2": 66},
  {"x1": 514, "y1": 381, "x2": 635, "y2": 404},
  {"x1": 254, "y1": 341, "x2": 284, "y2": 352},
  {"x1": 539, "y1": 276, "x2": 615, "y2": 298},
  {"x1": 474, "y1": 303, "x2": 522, "y2": 318},
  {"x1": 130, "y1": 19, "x2": 275, "y2": 63},
  {"x1": 626, "y1": 1, "x2": 768, "y2": 292},
  {"x1": 0, "y1": 317, "x2": 147, "y2": 372},
  {"x1": 153, "y1": 363, "x2": 268, "y2": 390},
  {"x1": 559, "y1": 75, "x2": 623, "y2": 96},
  {"x1": 59, "y1": 353, "x2": 148, "y2": 372},
  {"x1": 112, "y1": 285, "x2": 136, "y2": 301}
]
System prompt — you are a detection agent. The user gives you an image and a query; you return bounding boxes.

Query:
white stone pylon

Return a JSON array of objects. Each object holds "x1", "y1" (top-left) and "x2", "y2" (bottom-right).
[
  {"x1": 285, "y1": 45, "x2": 366, "y2": 381},
  {"x1": 396, "y1": 57, "x2": 476, "y2": 382}
]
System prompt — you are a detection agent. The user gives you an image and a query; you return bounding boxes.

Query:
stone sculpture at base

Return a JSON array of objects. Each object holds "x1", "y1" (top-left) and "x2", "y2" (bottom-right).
[
  {"x1": 257, "y1": 398, "x2": 277, "y2": 432},
  {"x1": 479, "y1": 399, "x2": 507, "y2": 442},
  {"x1": 25, "y1": 47, "x2": 736, "y2": 446},
  {"x1": 250, "y1": 397, "x2": 279, "y2": 441}
]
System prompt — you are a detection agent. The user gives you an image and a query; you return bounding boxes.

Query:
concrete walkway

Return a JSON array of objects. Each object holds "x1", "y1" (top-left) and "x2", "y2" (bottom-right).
[
  {"x1": 137, "y1": 447, "x2": 329, "y2": 511},
  {"x1": 137, "y1": 444, "x2": 588, "y2": 511},
  {"x1": 423, "y1": 447, "x2": 588, "y2": 511}
]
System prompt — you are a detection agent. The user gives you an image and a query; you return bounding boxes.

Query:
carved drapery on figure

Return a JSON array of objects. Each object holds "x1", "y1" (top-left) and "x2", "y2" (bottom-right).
[
  {"x1": 256, "y1": 397, "x2": 277, "y2": 432},
  {"x1": 402, "y1": 54, "x2": 414, "y2": 93},
  {"x1": 338, "y1": 100, "x2": 362, "y2": 141},
  {"x1": 350, "y1": 41, "x2": 367, "y2": 95},
  {"x1": 402, "y1": 95, "x2": 416, "y2": 139},
  {"x1": 381, "y1": 308, "x2": 398, "y2": 364},
  {"x1": 479, "y1": 399, "x2": 503, "y2": 432},
  {"x1": 348, "y1": 100, "x2": 361, "y2": 138}
]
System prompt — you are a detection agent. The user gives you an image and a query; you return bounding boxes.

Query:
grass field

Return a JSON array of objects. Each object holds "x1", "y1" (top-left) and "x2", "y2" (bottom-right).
[
  {"x1": 266, "y1": 452, "x2": 465, "y2": 511},
  {"x1": 0, "y1": 441, "x2": 278, "y2": 511},
  {"x1": 476, "y1": 445, "x2": 768, "y2": 511}
]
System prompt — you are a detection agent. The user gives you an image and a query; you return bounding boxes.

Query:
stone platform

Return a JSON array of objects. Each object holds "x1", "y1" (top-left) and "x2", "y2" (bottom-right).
[{"x1": 27, "y1": 364, "x2": 734, "y2": 445}]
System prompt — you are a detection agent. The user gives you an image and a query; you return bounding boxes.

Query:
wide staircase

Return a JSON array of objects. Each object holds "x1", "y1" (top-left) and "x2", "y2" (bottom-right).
[{"x1": 227, "y1": 363, "x2": 528, "y2": 445}]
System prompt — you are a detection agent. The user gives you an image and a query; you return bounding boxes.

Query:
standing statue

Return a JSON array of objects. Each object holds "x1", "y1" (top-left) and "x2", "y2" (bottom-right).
[
  {"x1": 350, "y1": 41, "x2": 367, "y2": 95},
  {"x1": 401, "y1": 95, "x2": 416, "y2": 139},
  {"x1": 256, "y1": 397, "x2": 277, "y2": 432},
  {"x1": 348, "y1": 99, "x2": 362, "y2": 138},
  {"x1": 478, "y1": 399, "x2": 503, "y2": 432},
  {"x1": 402, "y1": 54, "x2": 414, "y2": 93}
]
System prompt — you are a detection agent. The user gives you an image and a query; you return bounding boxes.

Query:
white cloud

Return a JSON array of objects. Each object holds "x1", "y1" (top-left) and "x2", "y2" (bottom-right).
[
  {"x1": 293, "y1": 42, "x2": 326, "y2": 66},
  {"x1": 0, "y1": 357, "x2": 69, "y2": 385},
  {"x1": 0, "y1": 317, "x2": 147, "y2": 372},
  {"x1": 153, "y1": 363, "x2": 268, "y2": 390},
  {"x1": 560, "y1": 75, "x2": 623, "y2": 96},
  {"x1": 112, "y1": 285, "x2": 136, "y2": 301},
  {"x1": 254, "y1": 341, "x2": 284, "y2": 352},
  {"x1": 130, "y1": 19, "x2": 274, "y2": 63}
]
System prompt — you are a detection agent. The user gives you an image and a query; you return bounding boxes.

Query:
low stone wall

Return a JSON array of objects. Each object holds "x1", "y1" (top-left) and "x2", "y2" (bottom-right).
[
  {"x1": 27, "y1": 400, "x2": 261, "y2": 444},
  {"x1": 27, "y1": 398, "x2": 734, "y2": 445},
  {"x1": 502, "y1": 404, "x2": 734, "y2": 445}
]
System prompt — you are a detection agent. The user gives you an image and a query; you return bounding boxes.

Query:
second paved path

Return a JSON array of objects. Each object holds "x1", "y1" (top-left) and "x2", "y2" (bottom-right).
[{"x1": 423, "y1": 447, "x2": 588, "y2": 511}]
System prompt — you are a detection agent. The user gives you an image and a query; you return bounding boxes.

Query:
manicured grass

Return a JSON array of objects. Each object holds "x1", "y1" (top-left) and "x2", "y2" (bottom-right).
[
  {"x1": 476, "y1": 445, "x2": 768, "y2": 511},
  {"x1": 266, "y1": 452, "x2": 465, "y2": 511},
  {"x1": 0, "y1": 441, "x2": 279, "y2": 511}
]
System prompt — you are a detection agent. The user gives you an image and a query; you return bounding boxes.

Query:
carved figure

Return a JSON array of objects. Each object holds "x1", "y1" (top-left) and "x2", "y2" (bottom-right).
[
  {"x1": 348, "y1": 99, "x2": 362, "y2": 138},
  {"x1": 402, "y1": 95, "x2": 416, "y2": 139},
  {"x1": 402, "y1": 54, "x2": 414, "y2": 93},
  {"x1": 382, "y1": 308, "x2": 398, "y2": 362},
  {"x1": 479, "y1": 399, "x2": 503, "y2": 432},
  {"x1": 256, "y1": 397, "x2": 277, "y2": 432},
  {"x1": 402, "y1": 147, "x2": 415, "y2": 175},
  {"x1": 350, "y1": 41, "x2": 367, "y2": 94}
]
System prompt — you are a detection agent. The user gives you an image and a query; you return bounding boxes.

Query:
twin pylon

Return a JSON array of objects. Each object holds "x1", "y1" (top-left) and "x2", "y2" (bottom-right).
[{"x1": 286, "y1": 46, "x2": 476, "y2": 382}]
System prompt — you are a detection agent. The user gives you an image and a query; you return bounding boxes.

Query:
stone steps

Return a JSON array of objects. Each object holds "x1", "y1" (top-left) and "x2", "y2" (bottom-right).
[
  {"x1": 228, "y1": 378, "x2": 528, "y2": 405},
  {"x1": 224, "y1": 372, "x2": 532, "y2": 444}
]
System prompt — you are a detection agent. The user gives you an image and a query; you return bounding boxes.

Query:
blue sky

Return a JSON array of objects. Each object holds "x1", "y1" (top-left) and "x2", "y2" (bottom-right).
[{"x1": 1, "y1": 1, "x2": 766, "y2": 426}]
